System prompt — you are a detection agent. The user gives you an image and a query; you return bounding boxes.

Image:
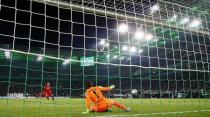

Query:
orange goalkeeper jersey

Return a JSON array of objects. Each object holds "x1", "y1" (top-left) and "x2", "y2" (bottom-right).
[{"x1": 85, "y1": 86, "x2": 112, "y2": 109}]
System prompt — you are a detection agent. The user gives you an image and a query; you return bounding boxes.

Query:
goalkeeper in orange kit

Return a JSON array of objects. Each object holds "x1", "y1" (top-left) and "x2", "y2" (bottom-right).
[{"x1": 82, "y1": 82, "x2": 130, "y2": 114}]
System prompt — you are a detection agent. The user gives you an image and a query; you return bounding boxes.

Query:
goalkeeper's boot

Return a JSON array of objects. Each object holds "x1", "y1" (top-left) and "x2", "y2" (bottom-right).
[{"x1": 125, "y1": 107, "x2": 131, "y2": 112}]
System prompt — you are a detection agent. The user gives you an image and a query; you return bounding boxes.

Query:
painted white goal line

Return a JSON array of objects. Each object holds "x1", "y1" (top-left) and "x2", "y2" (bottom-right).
[{"x1": 96, "y1": 110, "x2": 210, "y2": 117}]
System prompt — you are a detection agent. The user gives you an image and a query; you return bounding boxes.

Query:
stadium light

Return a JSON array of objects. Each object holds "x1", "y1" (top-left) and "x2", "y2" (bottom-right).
[
  {"x1": 106, "y1": 54, "x2": 110, "y2": 58},
  {"x1": 151, "y1": 4, "x2": 159, "y2": 14},
  {"x1": 122, "y1": 45, "x2": 128, "y2": 51},
  {"x1": 167, "y1": 15, "x2": 178, "y2": 22},
  {"x1": 180, "y1": 17, "x2": 189, "y2": 24},
  {"x1": 105, "y1": 43, "x2": 109, "y2": 47},
  {"x1": 134, "y1": 31, "x2": 145, "y2": 40},
  {"x1": 139, "y1": 49, "x2": 143, "y2": 54},
  {"x1": 130, "y1": 46, "x2": 137, "y2": 53},
  {"x1": 189, "y1": 19, "x2": 201, "y2": 27},
  {"x1": 5, "y1": 50, "x2": 10, "y2": 59},
  {"x1": 173, "y1": 15, "x2": 177, "y2": 19},
  {"x1": 99, "y1": 39, "x2": 106, "y2": 45},
  {"x1": 37, "y1": 55, "x2": 43, "y2": 61},
  {"x1": 63, "y1": 59, "x2": 70, "y2": 65},
  {"x1": 146, "y1": 34, "x2": 153, "y2": 41},
  {"x1": 118, "y1": 24, "x2": 128, "y2": 32},
  {"x1": 113, "y1": 55, "x2": 117, "y2": 59}
]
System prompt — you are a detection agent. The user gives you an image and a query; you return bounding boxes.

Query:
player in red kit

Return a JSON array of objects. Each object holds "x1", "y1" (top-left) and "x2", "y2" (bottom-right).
[
  {"x1": 44, "y1": 82, "x2": 54, "y2": 100},
  {"x1": 36, "y1": 82, "x2": 54, "y2": 101}
]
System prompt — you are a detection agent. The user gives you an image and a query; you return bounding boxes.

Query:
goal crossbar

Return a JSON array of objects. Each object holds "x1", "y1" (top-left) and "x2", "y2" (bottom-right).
[{"x1": 32, "y1": 0, "x2": 210, "y2": 36}]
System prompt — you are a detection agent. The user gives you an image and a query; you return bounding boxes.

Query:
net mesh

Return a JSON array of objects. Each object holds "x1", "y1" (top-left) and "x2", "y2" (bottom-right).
[{"x1": 0, "y1": 0, "x2": 210, "y2": 116}]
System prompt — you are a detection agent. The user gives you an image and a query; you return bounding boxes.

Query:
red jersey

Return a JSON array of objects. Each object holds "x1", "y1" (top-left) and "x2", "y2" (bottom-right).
[{"x1": 44, "y1": 85, "x2": 52, "y2": 94}]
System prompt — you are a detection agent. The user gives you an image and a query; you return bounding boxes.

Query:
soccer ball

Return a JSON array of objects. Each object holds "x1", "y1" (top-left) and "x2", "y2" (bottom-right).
[{"x1": 131, "y1": 89, "x2": 138, "y2": 94}]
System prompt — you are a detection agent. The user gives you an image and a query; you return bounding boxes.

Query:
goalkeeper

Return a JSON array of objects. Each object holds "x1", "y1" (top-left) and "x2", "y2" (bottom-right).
[{"x1": 82, "y1": 82, "x2": 130, "y2": 114}]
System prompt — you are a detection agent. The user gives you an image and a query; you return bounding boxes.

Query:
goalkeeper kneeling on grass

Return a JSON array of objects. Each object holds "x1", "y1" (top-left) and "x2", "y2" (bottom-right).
[{"x1": 82, "y1": 82, "x2": 130, "y2": 114}]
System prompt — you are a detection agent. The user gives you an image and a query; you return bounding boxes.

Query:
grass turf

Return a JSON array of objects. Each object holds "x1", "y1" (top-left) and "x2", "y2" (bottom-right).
[{"x1": 0, "y1": 98, "x2": 210, "y2": 117}]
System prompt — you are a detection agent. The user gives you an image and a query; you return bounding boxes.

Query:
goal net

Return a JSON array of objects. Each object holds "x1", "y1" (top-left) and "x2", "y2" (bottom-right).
[{"x1": 0, "y1": 0, "x2": 210, "y2": 116}]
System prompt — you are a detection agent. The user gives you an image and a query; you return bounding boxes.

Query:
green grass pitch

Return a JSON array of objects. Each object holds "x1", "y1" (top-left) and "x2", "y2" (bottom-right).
[{"x1": 0, "y1": 98, "x2": 210, "y2": 117}]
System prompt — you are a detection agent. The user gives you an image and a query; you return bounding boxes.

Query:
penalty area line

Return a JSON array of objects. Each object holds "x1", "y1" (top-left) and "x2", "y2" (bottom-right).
[{"x1": 96, "y1": 110, "x2": 210, "y2": 117}]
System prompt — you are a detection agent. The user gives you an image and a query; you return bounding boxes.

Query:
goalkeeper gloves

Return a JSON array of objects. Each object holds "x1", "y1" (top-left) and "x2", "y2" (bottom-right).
[
  {"x1": 81, "y1": 109, "x2": 90, "y2": 114},
  {"x1": 110, "y1": 84, "x2": 115, "y2": 89}
]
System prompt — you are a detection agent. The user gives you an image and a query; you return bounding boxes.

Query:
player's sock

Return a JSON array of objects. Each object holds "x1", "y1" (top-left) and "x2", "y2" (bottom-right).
[
  {"x1": 107, "y1": 110, "x2": 113, "y2": 112},
  {"x1": 104, "y1": 110, "x2": 112, "y2": 112},
  {"x1": 113, "y1": 101, "x2": 127, "y2": 110}
]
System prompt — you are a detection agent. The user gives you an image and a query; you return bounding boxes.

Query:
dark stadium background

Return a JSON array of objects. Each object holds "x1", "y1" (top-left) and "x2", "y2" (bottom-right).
[{"x1": 0, "y1": 0, "x2": 210, "y2": 98}]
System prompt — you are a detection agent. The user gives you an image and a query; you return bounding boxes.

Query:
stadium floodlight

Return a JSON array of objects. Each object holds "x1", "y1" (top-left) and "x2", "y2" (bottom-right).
[
  {"x1": 118, "y1": 24, "x2": 128, "y2": 33},
  {"x1": 113, "y1": 55, "x2": 117, "y2": 59},
  {"x1": 63, "y1": 59, "x2": 70, "y2": 65},
  {"x1": 122, "y1": 45, "x2": 128, "y2": 51},
  {"x1": 167, "y1": 15, "x2": 178, "y2": 22},
  {"x1": 130, "y1": 46, "x2": 137, "y2": 53},
  {"x1": 37, "y1": 55, "x2": 43, "y2": 61},
  {"x1": 5, "y1": 50, "x2": 10, "y2": 59},
  {"x1": 106, "y1": 54, "x2": 110, "y2": 58},
  {"x1": 99, "y1": 39, "x2": 106, "y2": 45},
  {"x1": 134, "y1": 31, "x2": 145, "y2": 40},
  {"x1": 146, "y1": 34, "x2": 153, "y2": 41},
  {"x1": 105, "y1": 43, "x2": 109, "y2": 47},
  {"x1": 151, "y1": 4, "x2": 160, "y2": 14},
  {"x1": 180, "y1": 17, "x2": 189, "y2": 24},
  {"x1": 173, "y1": 15, "x2": 177, "y2": 19},
  {"x1": 189, "y1": 19, "x2": 201, "y2": 27},
  {"x1": 139, "y1": 49, "x2": 143, "y2": 54}
]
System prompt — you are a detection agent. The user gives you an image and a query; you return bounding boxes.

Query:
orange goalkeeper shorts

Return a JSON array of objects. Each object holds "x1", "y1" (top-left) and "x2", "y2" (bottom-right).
[{"x1": 91, "y1": 99, "x2": 114, "y2": 112}]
